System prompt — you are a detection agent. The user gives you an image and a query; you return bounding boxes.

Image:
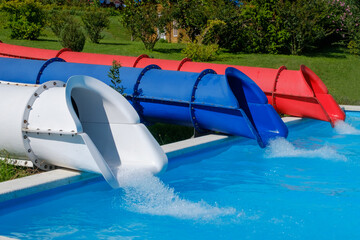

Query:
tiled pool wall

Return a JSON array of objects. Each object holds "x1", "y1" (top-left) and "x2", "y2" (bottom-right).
[{"x1": 0, "y1": 105, "x2": 358, "y2": 203}]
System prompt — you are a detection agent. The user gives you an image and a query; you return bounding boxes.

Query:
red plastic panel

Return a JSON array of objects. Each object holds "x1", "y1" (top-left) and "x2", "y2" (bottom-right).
[
  {"x1": 316, "y1": 94, "x2": 346, "y2": 126},
  {"x1": 58, "y1": 52, "x2": 137, "y2": 67},
  {"x1": 136, "y1": 58, "x2": 183, "y2": 71},
  {"x1": 300, "y1": 65, "x2": 329, "y2": 94},
  {"x1": 273, "y1": 95, "x2": 329, "y2": 120},
  {"x1": 0, "y1": 43, "x2": 57, "y2": 60},
  {"x1": 276, "y1": 70, "x2": 314, "y2": 97}
]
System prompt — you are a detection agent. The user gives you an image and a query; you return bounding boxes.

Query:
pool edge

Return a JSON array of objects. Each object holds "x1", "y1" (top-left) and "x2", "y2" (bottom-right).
[{"x1": 0, "y1": 105, "x2": 358, "y2": 204}]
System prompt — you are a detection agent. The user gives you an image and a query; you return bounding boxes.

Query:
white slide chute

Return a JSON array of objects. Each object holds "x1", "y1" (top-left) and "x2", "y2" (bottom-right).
[{"x1": 0, "y1": 76, "x2": 168, "y2": 188}]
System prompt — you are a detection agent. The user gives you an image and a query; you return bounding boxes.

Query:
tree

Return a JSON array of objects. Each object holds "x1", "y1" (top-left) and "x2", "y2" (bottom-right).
[
  {"x1": 48, "y1": 9, "x2": 75, "y2": 38},
  {"x1": 276, "y1": 0, "x2": 335, "y2": 54},
  {"x1": 120, "y1": 0, "x2": 172, "y2": 50},
  {"x1": 59, "y1": 21, "x2": 86, "y2": 52},
  {"x1": 172, "y1": 0, "x2": 210, "y2": 42},
  {"x1": 1, "y1": 0, "x2": 46, "y2": 40},
  {"x1": 81, "y1": 8, "x2": 110, "y2": 44}
]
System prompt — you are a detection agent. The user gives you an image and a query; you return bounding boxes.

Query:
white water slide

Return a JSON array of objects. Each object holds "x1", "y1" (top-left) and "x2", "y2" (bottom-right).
[{"x1": 0, "y1": 76, "x2": 167, "y2": 188}]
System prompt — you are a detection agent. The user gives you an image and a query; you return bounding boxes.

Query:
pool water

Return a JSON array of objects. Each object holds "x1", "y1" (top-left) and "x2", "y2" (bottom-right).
[{"x1": 0, "y1": 112, "x2": 359, "y2": 240}]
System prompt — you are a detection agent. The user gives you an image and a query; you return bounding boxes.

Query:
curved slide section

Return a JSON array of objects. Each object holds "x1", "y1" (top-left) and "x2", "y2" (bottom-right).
[
  {"x1": 0, "y1": 57, "x2": 288, "y2": 147},
  {"x1": 0, "y1": 76, "x2": 168, "y2": 188},
  {"x1": 0, "y1": 43, "x2": 345, "y2": 126}
]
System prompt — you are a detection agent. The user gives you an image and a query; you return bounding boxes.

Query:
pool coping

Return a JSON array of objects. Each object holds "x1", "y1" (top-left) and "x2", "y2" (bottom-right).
[{"x1": 0, "y1": 105, "x2": 358, "y2": 204}]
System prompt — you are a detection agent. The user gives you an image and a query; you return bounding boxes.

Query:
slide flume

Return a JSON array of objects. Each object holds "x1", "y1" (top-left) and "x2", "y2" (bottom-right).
[
  {"x1": 0, "y1": 57, "x2": 288, "y2": 147},
  {"x1": 0, "y1": 76, "x2": 168, "y2": 188},
  {"x1": 0, "y1": 42, "x2": 345, "y2": 126}
]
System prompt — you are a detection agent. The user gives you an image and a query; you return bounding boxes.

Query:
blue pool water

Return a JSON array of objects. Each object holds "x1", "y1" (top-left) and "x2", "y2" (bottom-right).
[{"x1": 0, "y1": 112, "x2": 360, "y2": 240}]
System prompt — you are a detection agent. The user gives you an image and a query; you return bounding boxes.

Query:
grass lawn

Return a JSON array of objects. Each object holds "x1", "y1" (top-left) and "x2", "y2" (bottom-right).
[
  {"x1": 0, "y1": 13, "x2": 359, "y2": 104},
  {"x1": 0, "y1": 150, "x2": 41, "y2": 182}
]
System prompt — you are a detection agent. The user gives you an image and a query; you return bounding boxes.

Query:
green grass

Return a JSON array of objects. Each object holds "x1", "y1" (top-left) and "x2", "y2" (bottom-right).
[{"x1": 0, "y1": 150, "x2": 41, "y2": 182}]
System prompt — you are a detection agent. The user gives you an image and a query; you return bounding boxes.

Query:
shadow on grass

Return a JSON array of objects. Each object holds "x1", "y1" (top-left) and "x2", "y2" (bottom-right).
[
  {"x1": 153, "y1": 47, "x2": 183, "y2": 54},
  {"x1": 35, "y1": 38, "x2": 58, "y2": 42},
  {"x1": 99, "y1": 42, "x2": 130, "y2": 46},
  {"x1": 302, "y1": 45, "x2": 347, "y2": 59}
]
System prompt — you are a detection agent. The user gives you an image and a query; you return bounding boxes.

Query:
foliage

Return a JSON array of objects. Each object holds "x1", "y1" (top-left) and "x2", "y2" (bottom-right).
[
  {"x1": 182, "y1": 42, "x2": 219, "y2": 62},
  {"x1": 328, "y1": 0, "x2": 360, "y2": 39},
  {"x1": 0, "y1": 150, "x2": 40, "y2": 182},
  {"x1": 275, "y1": 0, "x2": 333, "y2": 55},
  {"x1": 81, "y1": 7, "x2": 110, "y2": 44},
  {"x1": 120, "y1": 0, "x2": 172, "y2": 50},
  {"x1": 172, "y1": 0, "x2": 211, "y2": 42},
  {"x1": 328, "y1": 0, "x2": 360, "y2": 54},
  {"x1": 202, "y1": 19, "x2": 227, "y2": 45},
  {"x1": 215, "y1": 0, "x2": 352, "y2": 55},
  {"x1": 148, "y1": 123, "x2": 194, "y2": 145},
  {"x1": 173, "y1": 0, "x2": 358, "y2": 55},
  {"x1": 0, "y1": 0, "x2": 46, "y2": 40},
  {"x1": 182, "y1": 19, "x2": 221, "y2": 61},
  {"x1": 59, "y1": 20, "x2": 85, "y2": 52},
  {"x1": 108, "y1": 60, "x2": 125, "y2": 94},
  {"x1": 235, "y1": 0, "x2": 329, "y2": 54},
  {"x1": 38, "y1": 0, "x2": 90, "y2": 6},
  {"x1": 348, "y1": 39, "x2": 360, "y2": 55},
  {"x1": 48, "y1": 9, "x2": 75, "y2": 38}
]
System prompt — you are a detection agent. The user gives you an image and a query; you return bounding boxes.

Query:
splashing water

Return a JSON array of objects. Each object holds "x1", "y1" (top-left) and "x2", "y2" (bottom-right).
[
  {"x1": 116, "y1": 168, "x2": 236, "y2": 220},
  {"x1": 265, "y1": 138, "x2": 347, "y2": 161},
  {"x1": 335, "y1": 120, "x2": 360, "y2": 135}
]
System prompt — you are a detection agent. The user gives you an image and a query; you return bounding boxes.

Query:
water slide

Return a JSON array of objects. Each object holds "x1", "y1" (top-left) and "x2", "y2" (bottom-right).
[
  {"x1": 0, "y1": 42, "x2": 345, "y2": 126},
  {"x1": 0, "y1": 57, "x2": 287, "y2": 148},
  {"x1": 0, "y1": 76, "x2": 167, "y2": 188}
]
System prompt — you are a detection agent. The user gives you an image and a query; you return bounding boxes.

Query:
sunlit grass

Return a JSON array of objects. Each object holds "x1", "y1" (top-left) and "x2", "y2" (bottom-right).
[{"x1": 0, "y1": 150, "x2": 41, "y2": 182}]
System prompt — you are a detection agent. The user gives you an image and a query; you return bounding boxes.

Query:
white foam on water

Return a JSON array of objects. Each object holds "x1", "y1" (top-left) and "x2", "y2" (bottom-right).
[
  {"x1": 334, "y1": 120, "x2": 360, "y2": 135},
  {"x1": 265, "y1": 138, "x2": 347, "y2": 161},
  {"x1": 116, "y1": 168, "x2": 236, "y2": 220}
]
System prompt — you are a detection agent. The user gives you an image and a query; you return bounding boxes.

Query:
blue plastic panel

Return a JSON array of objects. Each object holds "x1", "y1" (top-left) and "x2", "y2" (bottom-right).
[{"x1": 0, "y1": 57, "x2": 288, "y2": 147}]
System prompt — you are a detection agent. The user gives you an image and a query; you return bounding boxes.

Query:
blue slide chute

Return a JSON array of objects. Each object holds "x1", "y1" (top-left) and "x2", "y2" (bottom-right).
[{"x1": 0, "y1": 57, "x2": 288, "y2": 147}]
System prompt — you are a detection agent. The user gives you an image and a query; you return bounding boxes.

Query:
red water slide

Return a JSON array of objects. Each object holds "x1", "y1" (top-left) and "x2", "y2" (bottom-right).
[{"x1": 0, "y1": 42, "x2": 345, "y2": 126}]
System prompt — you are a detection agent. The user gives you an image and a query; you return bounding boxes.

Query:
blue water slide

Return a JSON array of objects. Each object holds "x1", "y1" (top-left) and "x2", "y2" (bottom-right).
[{"x1": 0, "y1": 57, "x2": 288, "y2": 147}]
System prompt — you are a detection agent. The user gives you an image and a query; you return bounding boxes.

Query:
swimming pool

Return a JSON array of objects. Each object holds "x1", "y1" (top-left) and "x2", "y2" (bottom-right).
[{"x1": 0, "y1": 111, "x2": 359, "y2": 240}]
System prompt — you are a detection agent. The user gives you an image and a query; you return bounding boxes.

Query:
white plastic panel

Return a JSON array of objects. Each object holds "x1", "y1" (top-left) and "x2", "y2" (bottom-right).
[
  {"x1": 27, "y1": 87, "x2": 79, "y2": 133},
  {"x1": 108, "y1": 123, "x2": 168, "y2": 174},
  {"x1": 0, "y1": 83, "x2": 36, "y2": 156},
  {"x1": 28, "y1": 133, "x2": 100, "y2": 173},
  {"x1": 66, "y1": 75, "x2": 140, "y2": 124}
]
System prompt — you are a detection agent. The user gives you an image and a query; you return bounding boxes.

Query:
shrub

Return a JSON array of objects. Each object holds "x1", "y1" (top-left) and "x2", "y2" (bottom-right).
[
  {"x1": 120, "y1": 0, "x2": 171, "y2": 51},
  {"x1": 59, "y1": 21, "x2": 86, "y2": 52},
  {"x1": 1, "y1": 0, "x2": 46, "y2": 40},
  {"x1": 202, "y1": 19, "x2": 227, "y2": 45},
  {"x1": 48, "y1": 10, "x2": 75, "y2": 38},
  {"x1": 0, "y1": 150, "x2": 40, "y2": 182},
  {"x1": 108, "y1": 60, "x2": 125, "y2": 95},
  {"x1": 158, "y1": 39, "x2": 168, "y2": 44},
  {"x1": 348, "y1": 40, "x2": 360, "y2": 55},
  {"x1": 81, "y1": 8, "x2": 110, "y2": 44},
  {"x1": 276, "y1": 0, "x2": 331, "y2": 55},
  {"x1": 328, "y1": 0, "x2": 360, "y2": 41},
  {"x1": 182, "y1": 19, "x2": 221, "y2": 62},
  {"x1": 148, "y1": 123, "x2": 194, "y2": 145},
  {"x1": 182, "y1": 42, "x2": 219, "y2": 62}
]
